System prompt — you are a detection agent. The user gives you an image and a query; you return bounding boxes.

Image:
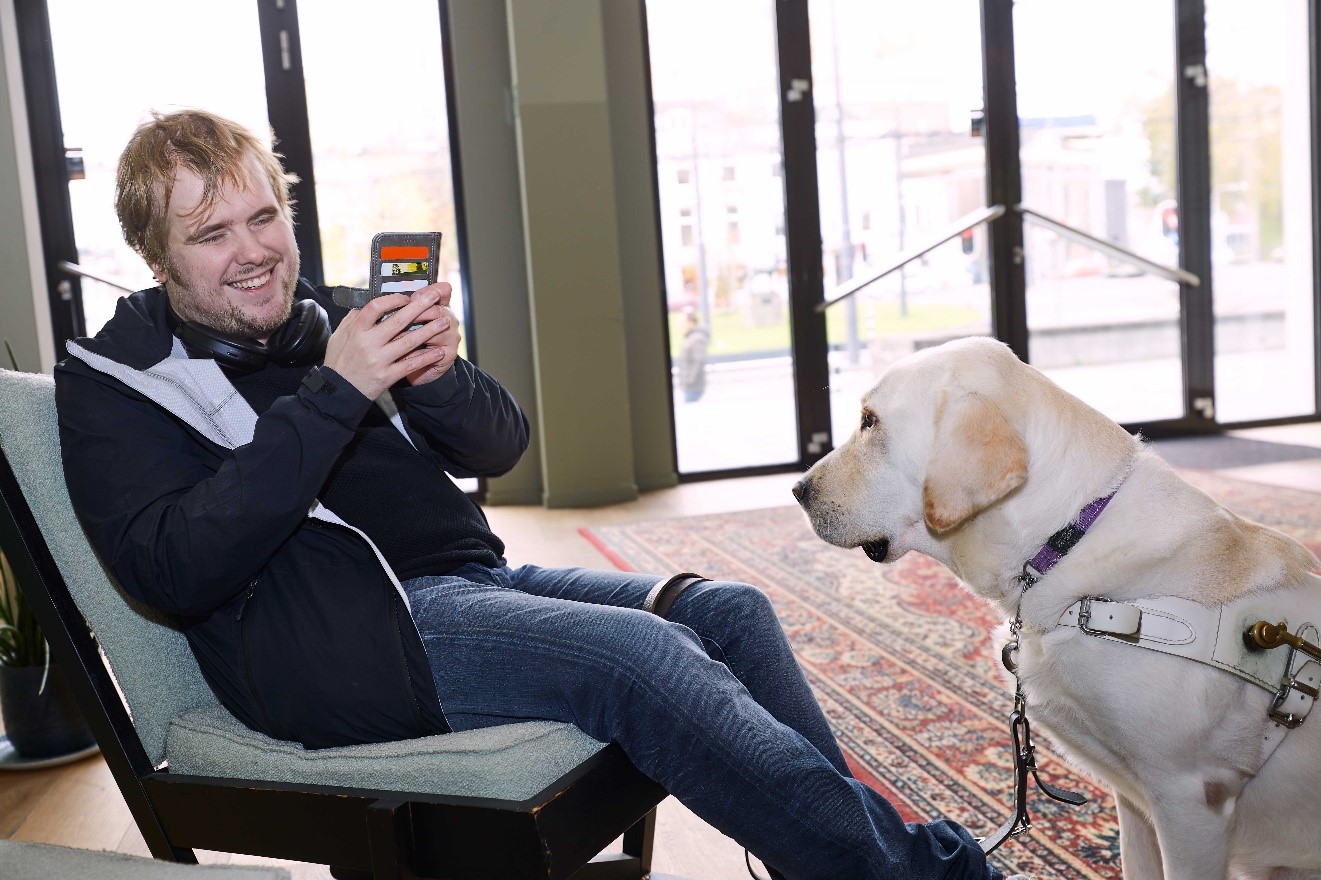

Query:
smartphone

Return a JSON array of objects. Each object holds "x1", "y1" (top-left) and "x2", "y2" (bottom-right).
[{"x1": 332, "y1": 232, "x2": 442, "y2": 310}]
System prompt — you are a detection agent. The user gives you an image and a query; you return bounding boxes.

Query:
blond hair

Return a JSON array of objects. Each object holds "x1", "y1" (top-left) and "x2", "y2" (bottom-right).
[{"x1": 115, "y1": 109, "x2": 299, "y2": 271}]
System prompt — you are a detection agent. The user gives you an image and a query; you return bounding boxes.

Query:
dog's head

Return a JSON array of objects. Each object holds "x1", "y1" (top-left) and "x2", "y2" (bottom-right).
[{"x1": 793, "y1": 337, "x2": 1028, "y2": 563}]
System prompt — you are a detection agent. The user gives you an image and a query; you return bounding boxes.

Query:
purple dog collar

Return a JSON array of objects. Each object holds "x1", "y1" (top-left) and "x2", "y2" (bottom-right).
[{"x1": 1020, "y1": 492, "x2": 1116, "y2": 588}]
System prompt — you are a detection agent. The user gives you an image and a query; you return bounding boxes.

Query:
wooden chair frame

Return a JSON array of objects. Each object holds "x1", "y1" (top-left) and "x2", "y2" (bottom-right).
[{"x1": 0, "y1": 445, "x2": 669, "y2": 880}]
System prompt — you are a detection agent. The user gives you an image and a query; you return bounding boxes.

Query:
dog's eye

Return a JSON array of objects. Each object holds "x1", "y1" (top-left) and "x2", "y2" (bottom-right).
[{"x1": 860, "y1": 411, "x2": 877, "y2": 431}]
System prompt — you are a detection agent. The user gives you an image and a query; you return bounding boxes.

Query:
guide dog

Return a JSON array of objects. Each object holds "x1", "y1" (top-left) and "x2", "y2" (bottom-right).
[{"x1": 794, "y1": 336, "x2": 1321, "y2": 880}]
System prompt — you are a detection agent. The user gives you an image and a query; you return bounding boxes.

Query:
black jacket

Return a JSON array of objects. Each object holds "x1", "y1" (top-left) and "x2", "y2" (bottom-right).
[{"x1": 55, "y1": 281, "x2": 530, "y2": 748}]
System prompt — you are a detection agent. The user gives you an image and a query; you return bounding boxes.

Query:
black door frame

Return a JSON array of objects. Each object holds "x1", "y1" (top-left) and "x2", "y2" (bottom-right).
[
  {"x1": 776, "y1": 0, "x2": 834, "y2": 470},
  {"x1": 255, "y1": 0, "x2": 324, "y2": 289},
  {"x1": 13, "y1": 0, "x2": 84, "y2": 348}
]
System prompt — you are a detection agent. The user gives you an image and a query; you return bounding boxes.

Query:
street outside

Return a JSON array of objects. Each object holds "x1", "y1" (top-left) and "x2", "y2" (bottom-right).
[{"x1": 673, "y1": 260, "x2": 1316, "y2": 474}]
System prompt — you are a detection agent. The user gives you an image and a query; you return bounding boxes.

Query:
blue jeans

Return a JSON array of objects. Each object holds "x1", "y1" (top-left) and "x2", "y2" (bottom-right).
[{"x1": 402, "y1": 564, "x2": 1004, "y2": 880}]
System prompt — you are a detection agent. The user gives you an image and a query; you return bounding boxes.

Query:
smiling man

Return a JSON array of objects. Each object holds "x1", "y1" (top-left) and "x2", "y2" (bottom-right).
[
  {"x1": 53, "y1": 109, "x2": 1017, "y2": 880},
  {"x1": 151, "y1": 158, "x2": 300, "y2": 340}
]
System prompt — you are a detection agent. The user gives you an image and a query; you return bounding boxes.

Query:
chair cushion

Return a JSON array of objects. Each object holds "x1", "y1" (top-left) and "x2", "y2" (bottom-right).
[
  {"x1": 0, "y1": 369, "x2": 215, "y2": 767},
  {"x1": 166, "y1": 705, "x2": 606, "y2": 801},
  {"x1": 0, "y1": 840, "x2": 290, "y2": 880}
]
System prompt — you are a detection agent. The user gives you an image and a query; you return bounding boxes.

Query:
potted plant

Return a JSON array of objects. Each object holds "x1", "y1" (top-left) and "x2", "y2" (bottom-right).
[
  {"x1": 0, "y1": 548, "x2": 95, "y2": 760},
  {"x1": 0, "y1": 345, "x2": 96, "y2": 762}
]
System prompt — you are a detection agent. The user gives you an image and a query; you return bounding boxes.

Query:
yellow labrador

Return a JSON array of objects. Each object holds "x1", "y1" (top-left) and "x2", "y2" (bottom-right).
[{"x1": 794, "y1": 336, "x2": 1321, "y2": 880}]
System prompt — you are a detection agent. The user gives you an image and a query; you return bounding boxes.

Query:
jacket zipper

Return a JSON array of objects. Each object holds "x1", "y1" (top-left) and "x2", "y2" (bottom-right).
[
  {"x1": 237, "y1": 578, "x2": 276, "y2": 734},
  {"x1": 391, "y1": 594, "x2": 431, "y2": 733},
  {"x1": 234, "y1": 578, "x2": 258, "y2": 621}
]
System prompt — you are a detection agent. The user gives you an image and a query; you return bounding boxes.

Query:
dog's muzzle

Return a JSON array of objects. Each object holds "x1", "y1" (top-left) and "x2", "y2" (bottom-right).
[{"x1": 861, "y1": 539, "x2": 890, "y2": 563}]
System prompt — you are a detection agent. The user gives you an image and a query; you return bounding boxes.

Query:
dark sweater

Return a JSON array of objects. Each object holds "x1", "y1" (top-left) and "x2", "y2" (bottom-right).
[{"x1": 231, "y1": 363, "x2": 505, "y2": 580}]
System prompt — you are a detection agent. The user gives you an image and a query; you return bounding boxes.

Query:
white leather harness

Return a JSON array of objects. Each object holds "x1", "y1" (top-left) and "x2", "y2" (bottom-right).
[
  {"x1": 1056, "y1": 584, "x2": 1321, "y2": 764},
  {"x1": 986, "y1": 474, "x2": 1317, "y2": 850}
]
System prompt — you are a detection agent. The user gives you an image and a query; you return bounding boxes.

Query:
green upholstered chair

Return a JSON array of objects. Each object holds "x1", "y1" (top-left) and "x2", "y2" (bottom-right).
[{"x1": 0, "y1": 368, "x2": 669, "y2": 880}]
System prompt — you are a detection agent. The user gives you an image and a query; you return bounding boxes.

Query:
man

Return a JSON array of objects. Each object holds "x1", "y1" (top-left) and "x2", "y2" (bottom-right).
[
  {"x1": 677, "y1": 309, "x2": 709, "y2": 403},
  {"x1": 56, "y1": 110, "x2": 1013, "y2": 880}
]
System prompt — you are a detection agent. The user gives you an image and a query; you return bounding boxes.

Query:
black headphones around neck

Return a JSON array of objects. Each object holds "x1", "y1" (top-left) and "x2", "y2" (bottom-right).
[{"x1": 168, "y1": 293, "x2": 331, "y2": 375}]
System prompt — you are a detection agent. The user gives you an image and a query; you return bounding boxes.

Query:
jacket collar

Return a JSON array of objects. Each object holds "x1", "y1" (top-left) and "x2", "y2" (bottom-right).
[{"x1": 73, "y1": 286, "x2": 176, "y2": 371}]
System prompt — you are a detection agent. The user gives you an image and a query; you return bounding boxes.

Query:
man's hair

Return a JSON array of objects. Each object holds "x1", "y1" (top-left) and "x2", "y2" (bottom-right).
[{"x1": 115, "y1": 109, "x2": 299, "y2": 271}]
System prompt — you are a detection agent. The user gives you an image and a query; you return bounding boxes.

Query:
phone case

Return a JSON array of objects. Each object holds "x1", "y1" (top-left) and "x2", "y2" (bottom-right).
[
  {"x1": 370, "y1": 231, "x2": 441, "y2": 296},
  {"x1": 332, "y1": 232, "x2": 442, "y2": 309}
]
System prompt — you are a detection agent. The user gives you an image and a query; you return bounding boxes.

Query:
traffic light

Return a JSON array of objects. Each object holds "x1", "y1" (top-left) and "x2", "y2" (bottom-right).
[{"x1": 960, "y1": 228, "x2": 975, "y2": 255}]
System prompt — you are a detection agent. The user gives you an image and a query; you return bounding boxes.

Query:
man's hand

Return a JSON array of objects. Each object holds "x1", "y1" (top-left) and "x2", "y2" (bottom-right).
[
  {"x1": 404, "y1": 282, "x2": 462, "y2": 387},
  {"x1": 322, "y1": 283, "x2": 460, "y2": 399}
]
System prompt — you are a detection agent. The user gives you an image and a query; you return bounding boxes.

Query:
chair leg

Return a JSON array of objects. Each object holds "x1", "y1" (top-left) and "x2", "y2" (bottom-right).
[
  {"x1": 367, "y1": 798, "x2": 412, "y2": 880},
  {"x1": 571, "y1": 808, "x2": 688, "y2": 880},
  {"x1": 620, "y1": 808, "x2": 655, "y2": 871},
  {"x1": 329, "y1": 798, "x2": 413, "y2": 880}
]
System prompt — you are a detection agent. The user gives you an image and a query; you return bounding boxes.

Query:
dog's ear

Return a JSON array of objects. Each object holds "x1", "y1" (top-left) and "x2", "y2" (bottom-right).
[{"x1": 923, "y1": 391, "x2": 1027, "y2": 533}]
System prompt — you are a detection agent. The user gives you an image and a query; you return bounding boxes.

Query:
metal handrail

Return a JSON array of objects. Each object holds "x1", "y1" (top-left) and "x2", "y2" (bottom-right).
[
  {"x1": 818, "y1": 201, "x2": 1202, "y2": 313},
  {"x1": 57, "y1": 260, "x2": 138, "y2": 294},
  {"x1": 817, "y1": 204, "x2": 1006, "y2": 312},
  {"x1": 1016, "y1": 205, "x2": 1200, "y2": 287}
]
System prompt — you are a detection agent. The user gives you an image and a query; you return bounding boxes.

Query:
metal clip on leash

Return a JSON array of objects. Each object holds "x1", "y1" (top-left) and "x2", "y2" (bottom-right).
[{"x1": 981, "y1": 568, "x2": 1088, "y2": 855}]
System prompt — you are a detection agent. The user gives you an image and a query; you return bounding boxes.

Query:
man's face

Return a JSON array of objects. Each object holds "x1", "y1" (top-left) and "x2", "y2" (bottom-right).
[{"x1": 154, "y1": 157, "x2": 300, "y2": 341}]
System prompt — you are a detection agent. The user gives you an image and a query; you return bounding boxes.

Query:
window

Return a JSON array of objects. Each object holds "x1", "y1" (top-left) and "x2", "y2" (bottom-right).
[
  {"x1": 45, "y1": 0, "x2": 269, "y2": 335},
  {"x1": 297, "y1": 0, "x2": 466, "y2": 359}
]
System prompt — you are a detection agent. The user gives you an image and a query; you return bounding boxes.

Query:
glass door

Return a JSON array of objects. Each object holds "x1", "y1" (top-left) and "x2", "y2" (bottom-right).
[
  {"x1": 1014, "y1": 0, "x2": 1187, "y2": 425},
  {"x1": 646, "y1": 0, "x2": 801, "y2": 475},
  {"x1": 297, "y1": 0, "x2": 467, "y2": 363},
  {"x1": 1206, "y1": 0, "x2": 1316, "y2": 422},
  {"x1": 45, "y1": 1, "x2": 270, "y2": 336},
  {"x1": 808, "y1": 0, "x2": 992, "y2": 442}
]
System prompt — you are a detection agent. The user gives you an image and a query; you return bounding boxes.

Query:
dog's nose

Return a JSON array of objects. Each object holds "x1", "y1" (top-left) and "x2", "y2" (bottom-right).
[{"x1": 792, "y1": 476, "x2": 812, "y2": 507}]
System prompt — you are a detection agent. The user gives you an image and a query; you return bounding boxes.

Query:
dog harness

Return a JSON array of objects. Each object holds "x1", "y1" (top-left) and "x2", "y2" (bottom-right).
[
  {"x1": 991, "y1": 472, "x2": 1321, "y2": 852},
  {"x1": 1056, "y1": 586, "x2": 1321, "y2": 765}
]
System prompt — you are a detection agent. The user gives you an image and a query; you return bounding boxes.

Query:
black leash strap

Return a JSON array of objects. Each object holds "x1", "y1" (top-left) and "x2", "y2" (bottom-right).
[
  {"x1": 642, "y1": 572, "x2": 710, "y2": 619},
  {"x1": 979, "y1": 694, "x2": 1088, "y2": 854},
  {"x1": 976, "y1": 481, "x2": 1123, "y2": 858},
  {"x1": 981, "y1": 596, "x2": 1089, "y2": 855}
]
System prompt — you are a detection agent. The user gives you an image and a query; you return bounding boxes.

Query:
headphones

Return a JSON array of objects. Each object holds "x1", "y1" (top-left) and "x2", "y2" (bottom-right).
[{"x1": 169, "y1": 292, "x2": 331, "y2": 375}]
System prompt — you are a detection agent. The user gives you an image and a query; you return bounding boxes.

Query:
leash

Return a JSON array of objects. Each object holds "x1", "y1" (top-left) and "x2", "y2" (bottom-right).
[
  {"x1": 979, "y1": 492, "x2": 1117, "y2": 853},
  {"x1": 982, "y1": 623, "x2": 1087, "y2": 853}
]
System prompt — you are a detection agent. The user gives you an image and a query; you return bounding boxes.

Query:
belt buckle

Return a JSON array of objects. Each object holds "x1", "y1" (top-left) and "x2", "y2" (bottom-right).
[
  {"x1": 1269, "y1": 687, "x2": 1304, "y2": 729},
  {"x1": 1269, "y1": 673, "x2": 1319, "y2": 730},
  {"x1": 1077, "y1": 597, "x2": 1104, "y2": 636}
]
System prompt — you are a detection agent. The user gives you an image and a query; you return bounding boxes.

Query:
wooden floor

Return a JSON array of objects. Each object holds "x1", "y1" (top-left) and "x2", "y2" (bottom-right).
[{"x1": 5, "y1": 422, "x2": 1321, "y2": 879}]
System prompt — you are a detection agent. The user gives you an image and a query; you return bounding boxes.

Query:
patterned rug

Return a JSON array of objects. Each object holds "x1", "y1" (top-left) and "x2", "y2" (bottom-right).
[{"x1": 581, "y1": 469, "x2": 1321, "y2": 880}]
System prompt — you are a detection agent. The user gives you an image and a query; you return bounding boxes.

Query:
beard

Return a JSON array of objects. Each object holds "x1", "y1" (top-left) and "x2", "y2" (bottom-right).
[{"x1": 165, "y1": 255, "x2": 300, "y2": 340}]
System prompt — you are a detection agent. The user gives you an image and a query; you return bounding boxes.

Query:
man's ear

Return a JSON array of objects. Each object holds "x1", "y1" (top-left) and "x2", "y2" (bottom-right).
[{"x1": 923, "y1": 390, "x2": 1027, "y2": 533}]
